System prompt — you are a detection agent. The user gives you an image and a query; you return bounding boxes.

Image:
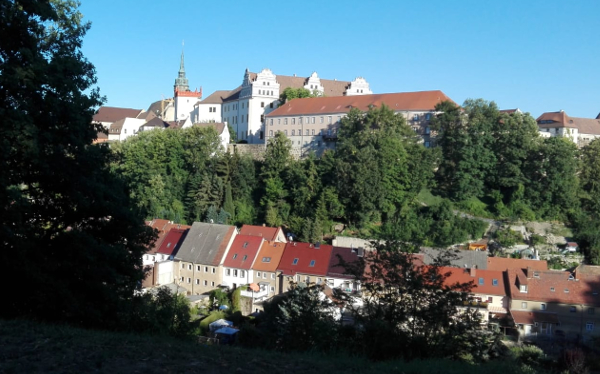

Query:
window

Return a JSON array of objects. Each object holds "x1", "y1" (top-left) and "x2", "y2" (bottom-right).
[
  {"x1": 292, "y1": 118, "x2": 296, "y2": 125},
  {"x1": 413, "y1": 114, "x2": 419, "y2": 121},
  {"x1": 204, "y1": 280, "x2": 208, "y2": 286},
  {"x1": 586, "y1": 322, "x2": 594, "y2": 331},
  {"x1": 240, "y1": 270, "x2": 245, "y2": 277},
  {"x1": 521, "y1": 302, "x2": 527, "y2": 309},
  {"x1": 311, "y1": 117, "x2": 315, "y2": 124},
  {"x1": 284, "y1": 118, "x2": 288, "y2": 125},
  {"x1": 306, "y1": 130, "x2": 309, "y2": 135},
  {"x1": 262, "y1": 273, "x2": 266, "y2": 279},
  {"x1": 211, "y1": 281, "x2": 215, "y2": 286},
  {"x1": 492, "y1": 279, "x2": 498, "y2": 286},
  {"x1": 520, "y1": 285, "x2": 528, "y2": 293},
  {"x1": 271, "y1": 273, "x2": 275, "y2": 279},
  {"x1": 284, "y1": 130, "x2": 288, "y2": 136},
  {"x1": 425, "y1": 126, "x2": 430, "y2": 135},
  {"x1": 233, "y1": 269, "x2": 238, "y2": 277},
  {"x1": 188, "y1": 264, "x2": 192, "y2": 270},
  {"x1": 317, "y1": 278, "x2": 322, "y2": 284},
  {"x1": 291, "y1": 130, "x2": 295, "y2": 136},
  {"x1": 262, "y1": 257, "x2": 271, "y2": 263},
  {"x1": 541, "y1": 303, "x2": 546, "y2": 311},
  {"x1": 309, "y1": 260, "x2": 316, "y2": 267},
  {"x1": 570, "y1": 306, "x2": 577, "y2": 313},
  {"x1": 261, "y1": 102, "x2": 265, "y2": 108},
  {"x1": 278, "y1": 118, "x2": 281, "y2": 125},
  {"x1": 233, "y1": 254, "x2": 238, "y2": 260},
  {"x1": 187, "y1": 277, "x2": 191, "y2": 283},
  {"x1": 257, "y1": 272, "x2": 261, "y2": 278},
  {"x1": 311, "y1": 129, "x2": 315, "y2": 135},
  {"x1": 241, "y1": 115, "x2": 244, "y2": 123},
  {"x1": 270, "y1": 286, "x2": 275, "y2": 292},
  {"x1": 197, "y1": 265, "x2": 201, "y2": 271},
  {"x1": 180, "y1": 277, "x2": 184, "y2": 282},
  {"x1": 589, "y1": 308, "x2": 595, "y2": 315},
  {"x1": 320, "y1": 117, "x2": 324, "y2": 123},
  {"x1": 269, "y1": 130, "x2": 273, "y2": 136},
  {"x1": 299, "y1": 117, "x2": 302, "y2": 125},
  {"x1": 565, "y1": 288, "x2": 570, "y2": 293},
  {"x1": 425, "y1": 113, "x2": 432, "y2": 120},
  {"x1": 270, "y1": 119, "x2": 273, "y2": 126},
  {"x1": 242, "y1": 255, "x2": 247, "y2": 261},
  {"x1": 292, "y1": 258, "x2": 299, "y2": 265},
  {"x1": 212, "y1": 268, "x2": 216, "y2": 274},
  {"x1": 204, "y1": 266, "x2": 208, "y2": 272},
  {"x1": 478, "y1": 278, "x2": 484, "y2": 285},
  {"x1": 195, "y1": 279, "x2": 200, "y2": 285},
  {"x1": 305, "y1": 276, "x2": 310, "y2": 283},
  {"x1": 270, "y1": 102, "x2": 273, "y2": 108},
  {"x1": 550, "y1": 287, "x2": 555, "y2": 292},
  {"x1": 226, "y1": 269, "x2": 231, "y2": 276}
]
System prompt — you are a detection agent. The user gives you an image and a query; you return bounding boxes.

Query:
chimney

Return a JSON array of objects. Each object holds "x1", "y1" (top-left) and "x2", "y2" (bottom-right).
[
  {"x1": 525, "y1": 266, "x2": 533, "y2": 279},
  {"x1": 469, "y1": 265, "x2": 476, "y2": 277}
]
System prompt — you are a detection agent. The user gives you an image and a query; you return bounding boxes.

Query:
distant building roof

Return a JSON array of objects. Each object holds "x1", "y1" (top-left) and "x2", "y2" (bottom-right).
[
  {"x1": 441, "y1": 266, "x2": 507, "y2": 297},
  {"x1": 141, "y1": 117, "x2": 170, "y2": 130},
  {"x1": 267, "y1": 90, "x2": 454, "y2": 117},
  {"x1": 239, "y1": 225, "x2": 282, "y2": 242},
  {"x1": 278, "y1": 242, "x2": 333, "y2": 277},
  {"x1": 93, "y1": 106, "x2": 143, "y2": 123},
  {"x1": 200, "y1": 90, "x2": 232, "y2": 105},
  {"x1": 420, "y1": 247, "x2": 488, "y2": 270},
  {"x1": 222, "y1": 235, "x2": 263, "y2": 270},
  {"x1": 193, "y1": 122, "x2": 226, "y2": 135},
  {"x1": 176, "y1": 222, "x2": 237, "y2": 266},
  {"x1": 146, "y1": 219, "x2": 185, "y2": 254},
  {"x1": 157, "y1": 228, "x2": 190, "y2": 256},
  {"x1": 537, "y1": 110, "x2": 600, "y2": 135},
  {"x1": 486, "y1": 257, "x2": 548, "y2": 272}
]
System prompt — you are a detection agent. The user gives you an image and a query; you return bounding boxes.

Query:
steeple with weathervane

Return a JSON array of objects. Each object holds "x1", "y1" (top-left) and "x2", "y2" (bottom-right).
[{"x1": 173, "y1": 41, "x2": 202, "y2": 121}]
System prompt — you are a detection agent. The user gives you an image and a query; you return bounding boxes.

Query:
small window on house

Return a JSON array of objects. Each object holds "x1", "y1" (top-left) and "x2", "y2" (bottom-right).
[
  {"x1": 292, "y1": 118, "x2": 296, "y2": 125},
  {"x1": 320, "y1": 117, "x2": 324, "y2": 123},
  {"x1": 306, "y1": 276, "x2": 310, "y2": 283},
  {"x1": 263, "y1": 273, "x2": 266, "y2": 279},
  {"x1": 262, "y1": 257, "x2": 271, "y2": 263},
  {"x1": 187, "y1": 277, "x2": 191, "y2": 283},
  {"x1": 309, "y1": 260, "x2": 316, "y2": 267},
  {"x1": 211, "y1": 281, "x2": 215, "y2": 286},
  {"x1": 270, "y1": 119, "x2": 273, "y2": 126},
  {"x1": 292, "y1": 258, "x2": 299, "y2": 265},
  {"x1": 270, "y1": 286, "x2": 275, "y2": 292},
  {"x1": 243, "y1": 255, "x2": 247, "y2": 261},
  {"x1": 550, "y1": 287, "x2": 555, "y2": 292},
  {"x1": 212, "y1": 268, "x2": 216, "y2": 274},
  {"x1": 520, "y1": 285, "x2": 528, "y2": 293},
  {"x1": 261, "y1": 102, "x2": 265, "y2": 108},
  {"x1": 278, "y1": 118, "x2": 281, "y2": 125},
  {"x1": 204, "y1": 280, "x2": 208, "y2": 286},
  {"x1": 226, "y1": 269, "x2": 231, "y2": 276},
  {"x1": 311, "y1": 129, "x2": 315, "y2": 135},
  {"x1": 270, "y1": 102, "x2": 273, "y2": 108},
  {"x1": 284, "y1": 130, "x2": 288, "y2": 136},
  {"x1": 197, "y1": 265, "x2": 201, "y2": 271},
  {"x1": 521, "y1": 302, "x2": 527, "y2": 309},
  {"x1": 284, "y1": 118, "x2": 288, "y2": 125},
  {"x1": 586, "y1": 322, "x2": 594, "y2": 331},
  {"x1": 240, "y1": 270, "x2": 245, "y2": 277},
  {"x1": 565, "y1": 288, "x2": 570, "y2": 293},
  {"x1": 233, "y1": 254, "x2": 238, "y2": 259},
  {"x1": 291, "y1": 130, "x2": 295, "y2": 136},
  {"x1": 204, "y1": 266, "x2": 208, "y2": 272},
  {"x1": 180, "y1": 277, "x2": 184, "y2": 282},
  {"x1": 541, "y1": 303, "x2": 546, "y2": 310},
  {"x1": 311, "y1": 117, "x2": 315, "y2": 124},
  {"x1": 413, "y1": 114, "x2": 419, "y2": 121},
  {"x1": 306, "y1": 129, "x2": 309, "y2": 135},
  {"x1": 425, "y1": 113, "x2": 432, "y2": 120},
  {"x1": 188, "y1": 264, "x2": 192, "y2": 270},
  {"x1": 533, "y1": 271, "x2": 540, "y2": 278},
  {"x1": 269, "y1": 130, "x2": 273, "y2": 136},
  {"x1": 478, "y1": 278, "x2": 484, "y2": 285},
  {"x1": 570, "y1": 306, "x2": 577, "y2": 313},
  {"x1": 243, "y1": 242, "x2": 248, "y2": 248},
  {"x1": 271, "y1": 273, "x2": 275, "y2": 279},
  {"x1": 195, "y1": 279, "x2": 200, "y2": 285},
  {"x1": 492, "y1": 279, "x2": 498, "y2": 286},
  {"x1": 233, "y1": 269, "x2": 238, "y2": 276},
  {"x1": 257, "y1": 272, "x2": 261, "y2": 278},
  {"x1": 167, "y1": 242, "x2": 171, "y2": 248}
]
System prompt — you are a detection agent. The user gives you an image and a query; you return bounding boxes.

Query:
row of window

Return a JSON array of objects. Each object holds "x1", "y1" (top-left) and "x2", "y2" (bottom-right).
[
  {"x1": 268, "y1": 129, "x2": 336, "y2": 137},
  {"x1": 180, "y1": 277, "x2": 215, "y2": 287},
  {"x1": 270, "y1": 116, "x2": 340, "y2": 126},
  {"x1": 208, "y1": 107, "x2": 217, "y2": 113},
  {"x1": 224, "y1": 268, "x2": 276, "y2": 280},
  {"x1": 520, "y1": 302, "x2": 595, "y2": 315},
  {"x1": 181, "y1": 263, "x2": 217, "y2": 274}
]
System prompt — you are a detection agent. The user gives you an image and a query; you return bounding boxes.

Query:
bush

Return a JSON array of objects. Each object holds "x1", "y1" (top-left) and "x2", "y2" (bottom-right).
[{"x1": 199, "y1": 311, "x2": 226, "y2": 335}]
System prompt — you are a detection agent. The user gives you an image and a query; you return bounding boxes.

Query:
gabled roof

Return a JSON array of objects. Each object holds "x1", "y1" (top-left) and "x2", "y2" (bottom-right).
[
  {"x1": 327, "y1": 246, "x2": 363, "y2": 279},
  {"x1": 200, "y1": 90, "x2": 232, "y2": 105},
  {"x1": 486, "y1": 257, "x2": 547, "y2": 272},
  {"x1": 176, "y1": 222, "x2": 237, "y2": 265},
  {"x1": 278, "y1": 242, "x2": 334, "y2": 277},
  {"x1": 141, "y1": 117, "x2": 170, "y2": 129},
  {"x1": 146, "y1": 219, "x2": 186, "y2": 254},
  {"x1": 266, "y1": 90, "x2": 454, "y2": 117},
  {"x1": 507, "y1": 268, "x2": 600, "y2": 306},
  {"x1": 223, "y1": 235, "x2": 263, "y2": 270},
  {"x1": 441, "y1": 267, "x2": 506, "y2": 296},
  {"x1": 252, "y1": 240, "x2": 286, "y2": 272},
  {"x1": 147, "y1": 99, "x2": 173, "y2": 116},
  {"x1": 193, "y1": 122, "x2": 226, "y2": 135},
  {"x1": 93, "y1": 106, "x2": 143, "y2": 123},
  {"x1": 239, "y1": 225, "x2": 282, "y2": 242},
  {"x1": 157, "y1": 228, "x2": 190, "y2": 256},
  {"x1": 136, "y1": 111, "x2": 157, "y2": 121},
  {"x1": 420, "y1": 248, "x2": 488, "y2": 270}
]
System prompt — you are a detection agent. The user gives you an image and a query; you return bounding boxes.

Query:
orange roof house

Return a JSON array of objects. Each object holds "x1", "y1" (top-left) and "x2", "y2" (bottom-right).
[{"x1": 239, "y1": 225, "x2": 286, "y2": 243}]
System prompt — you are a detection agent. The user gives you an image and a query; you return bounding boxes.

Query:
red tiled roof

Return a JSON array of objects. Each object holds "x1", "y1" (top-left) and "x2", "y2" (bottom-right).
[
  {"x1": 487, "y1": 257, "x2": 548, "y2": 272},
  {"x1": 507, "y1": 268, "x2": 600, "y2": 306},
  {"x1": 157, "y1": 228, "x2": 189, "y2": 256},
  {"x1": 441, "y1": 267, "x2": 507, "y2": 296},
  {"x1": 239, "y1": 225, "x2": 281, "y2": 242},
  {"x1": 511, "y1": 310, "x2": 560, "y2": 325},
  {"x1": 537, "y1": 111, "x2": 600, "y2": 135},
  {"x1": 223, "y1": 235, "x2": 264, "y2": 270},
  {"x1": 146, "y1": 220, "x2": 190, "y2": 254},
  {"x1": 93, "y1": 106, "x2": 143, "y2": 123},
  {"x1": 266, "y1": 90, "x2": 454, "y2": 117},
  {"x1": 252, "y1": 240, "x2": 286, "y2": 272},
  {"x1": 278, "y1": 242, "x2": 334, "y2": 277},
  {"x1": 327, "y1": 246, "x2": 363, "y2": 279}
]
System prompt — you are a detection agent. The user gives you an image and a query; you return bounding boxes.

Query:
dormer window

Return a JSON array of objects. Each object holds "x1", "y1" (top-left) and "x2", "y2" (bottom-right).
[
  {"x1": 242, "y1": 255, "x2": 247, "y2": 261},
  {"x1": 243, "y1": 242, "x2": 248, "y2": 248},
  {"x1": 492, "y1": 279, "x2": 498, "y2": 286},
  {"x1": 533, "y1": 271, "x2": 540, "y2": 278},
  {"x1": 309, "y1": 260, "x2": 316, "y2": 267},
  {"x1": 565, "y1": 288, "x2": 570, "y2": 293},
  {"x1": 292, "y1": 258, "x2": 299, "y2": 265},
  {"x1": 233, "y1": 254, "x2": 238, "y2": 259},
  {"x1": 520, "y1": 285, "x2": 528, "y2": 293},
  {"x1": 478, "y1": 278, "x2": 484, "y2": 285},
  {"x1": 551, "y1": 287, "x2": 555, "y2": 292},
  {"x1": 262, "y1": 257, "x2": 271, "y2": 263}
]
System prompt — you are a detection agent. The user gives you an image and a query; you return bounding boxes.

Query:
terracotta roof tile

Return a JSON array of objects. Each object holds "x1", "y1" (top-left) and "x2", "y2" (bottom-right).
[
  {"x1": 327, "y1": 246, "x2": 363, "y2": 279},
  {"x1": 278, "y1": 242, "x2": 333, "y2": 277},
  {"x1": 239, "y1": 225, "x2": 282, "y2": 241},
  {"x1": 252, "y1": 240, "x2": 286, "y2": 272},
  {"x1": 537, "y1": 111, "x2": 600, "y2": 135},
  {"x1": 157, "y1": 228, "x2": 190, "y2": 256},
  {"x1": 441, "y1": 266, "x2": 507, "y2": 296},
  {"x1": 267, "y1": 90, "x2": 454, "y2": 117},
  {"x1": 487, "y1": 257, "x2": 548, "y2": 272},
  {"x1": 223, "y1": 235, "x2": 263, "y2": 270}
]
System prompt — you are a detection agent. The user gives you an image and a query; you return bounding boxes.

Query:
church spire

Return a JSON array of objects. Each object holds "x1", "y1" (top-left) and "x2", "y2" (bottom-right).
[{"x1": 174, "y1": 42, "x2": 189, "y2": 93}]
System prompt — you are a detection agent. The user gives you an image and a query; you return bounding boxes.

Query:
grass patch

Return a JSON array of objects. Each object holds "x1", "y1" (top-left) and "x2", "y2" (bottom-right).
[
  {"x1": 455, "y1": 196, "x2": 495, "y2": 219},
  {"x1": 0, "y1": 319, "x2": 542, "y2": 374},
  {"x1": 417, "y1": 188, "x2": 446, "y2": 206}
]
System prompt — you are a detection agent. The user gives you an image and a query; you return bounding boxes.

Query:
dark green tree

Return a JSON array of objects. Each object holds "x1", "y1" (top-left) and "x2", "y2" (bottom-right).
[{"x1": 0, "y1": 0, "x2": 154, "y2": 327}]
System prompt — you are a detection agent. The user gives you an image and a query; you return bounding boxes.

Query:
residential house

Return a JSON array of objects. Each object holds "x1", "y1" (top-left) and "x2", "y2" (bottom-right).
[
  {"x1": 142, "y1": 219, "x2": 185, "y2": 266},
  {"x1": 175, "y1": 222, "x2": 238, "y2": 295},
  {"x1": 442, "y1": 266, "x2": 508, "y2": 322},
  {"x1": 326, "y1": 246, "x2": 363, "y2": 293},
  {"x1": 507, "y1": 266, "x2": 600, "y2": 341},
  {"x1": 251, "y1": 240, "x2": 287, "y2": 299},
  {"x1": 265, "y1": 90, "x2": 454, "y2": 155},
  {"x1": 153, "y1": 228, "x2": 190, "y2": 286},
  {"x1": 138, "y1": 117, "x2": 170, "y2": 132},
  {"x1": 277, "y1": 242, "x2": 334, "y2": 293},
  {"x1": 193, "y1": 90, "x2": 230, "y2": 123},
  {"x1": 221, "y1": 235, "x2": 264, "y2": 289},
  {"x1": 107, "y1": 117, "x2": 146, "y2": 141},
  {"x1": 536, "y1": 110, "x2": 600, "y2": 147},
  {"x1": 239, "y1": 224, "x2": 287, "y2": 243},
  {"x1": 93, "y1": 106, "x2": 143, "y2": 129}
]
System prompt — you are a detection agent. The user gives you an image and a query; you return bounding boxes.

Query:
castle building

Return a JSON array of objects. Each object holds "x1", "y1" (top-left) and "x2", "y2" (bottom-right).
[{"x1": 173, "y1": 49, "x2": 202, "y2": 121}]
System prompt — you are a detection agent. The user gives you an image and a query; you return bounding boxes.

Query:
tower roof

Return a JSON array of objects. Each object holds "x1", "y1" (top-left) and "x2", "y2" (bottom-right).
[{"x1": 174, "y1": 47, "x2": 189, "y2": 93}]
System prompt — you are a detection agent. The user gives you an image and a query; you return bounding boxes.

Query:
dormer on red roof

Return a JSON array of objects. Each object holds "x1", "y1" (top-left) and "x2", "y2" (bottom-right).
[
  {"x1": 278, "y1": 242, "x2": 334, "y2": 277},
  {"x1": 223, "y1": 235, "x2": 264, "y2": 270},
  {"x1": 239, "y1": 224, "x2": 285, "y2": 242},
  {"x1": 157, "y1": 228, "x2": 189, "y2": 257},
  {"x1": 146, "y1": 219, "x2": 191, "y2": 254}
]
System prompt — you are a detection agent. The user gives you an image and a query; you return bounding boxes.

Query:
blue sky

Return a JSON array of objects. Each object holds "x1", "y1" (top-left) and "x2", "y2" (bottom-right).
[{"x1": 80, "y1": 0, "x2": 600, "y2": 118}]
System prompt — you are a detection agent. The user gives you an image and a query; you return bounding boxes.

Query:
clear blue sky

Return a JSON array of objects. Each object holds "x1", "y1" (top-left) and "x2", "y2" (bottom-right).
[{"x1": 79, "y1": 0, "x2": 600, "y2": 119}]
